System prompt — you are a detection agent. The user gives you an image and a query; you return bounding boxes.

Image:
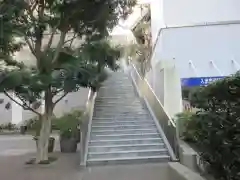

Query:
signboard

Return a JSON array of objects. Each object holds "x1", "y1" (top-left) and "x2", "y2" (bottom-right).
[{"x1": 181, "y1": 76, "x2": 225, "y2": 86}]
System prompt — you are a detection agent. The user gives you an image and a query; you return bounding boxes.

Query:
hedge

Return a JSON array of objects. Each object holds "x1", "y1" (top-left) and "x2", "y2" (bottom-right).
[{"x1": 183, "y1": 72, "x2": 240, "y2": 180}]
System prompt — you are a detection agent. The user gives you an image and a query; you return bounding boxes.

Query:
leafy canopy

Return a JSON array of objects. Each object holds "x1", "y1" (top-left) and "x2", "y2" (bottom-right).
[{"x1": 0, "y1": 0, "x2": 135, "y2": 114}]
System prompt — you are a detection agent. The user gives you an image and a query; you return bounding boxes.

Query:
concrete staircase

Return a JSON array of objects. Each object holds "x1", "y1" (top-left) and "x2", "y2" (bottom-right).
[{"x1": 86, "y1": 71, "x2": 171, "y2": 166}]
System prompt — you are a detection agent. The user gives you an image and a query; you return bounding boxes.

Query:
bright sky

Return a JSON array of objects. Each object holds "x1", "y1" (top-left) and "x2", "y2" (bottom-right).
[{"x1": 111, "y1": 0, "x2": 151, "y2": 35}]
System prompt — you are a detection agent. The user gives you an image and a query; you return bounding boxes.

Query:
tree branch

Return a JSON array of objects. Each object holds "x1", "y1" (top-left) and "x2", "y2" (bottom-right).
[
  {"x1": 43, "y1": 27, "x2": 57, "y2": 52},
  {"x1": 64, "y1": 33, "x2": 77, "y2": 47},
  {"x1": 52, "y1": 88, "x2": 64, "y2": 96},
  {"x1": 53, "y1": 92, "x2": 68, "y2": 106},
  {"x1": 24, "y1": 36, "x2": 36, "y2": 56},
  {"x1": 3, "y1": 91, "x2": 41, "y2": 116},
  {"x1": 52, "y1": 31, "x2": 67, "y2": 64}
]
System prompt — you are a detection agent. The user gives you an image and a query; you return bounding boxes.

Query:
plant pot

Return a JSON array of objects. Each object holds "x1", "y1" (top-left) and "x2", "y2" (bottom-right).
[
  {"x1": 20, "y1": 125, "x2": 27, "y2": 135},
  {"x1": 48, "y1": 137, "x2": 55, "y2": 153},
  {"x1": 35, "y1": 137, "x2": 55, "y2": 153},
  {"x1": 75, "y1": 129, "x2": 80, "y2": 143},
  {"x1": 60, "y1": 137, "x2": 77, "y2": 153}
]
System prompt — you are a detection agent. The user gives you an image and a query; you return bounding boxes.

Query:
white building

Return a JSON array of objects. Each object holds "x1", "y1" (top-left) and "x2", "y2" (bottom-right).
[{"x1": 147, "y1": 0, "x2": 240, "y2": 117}]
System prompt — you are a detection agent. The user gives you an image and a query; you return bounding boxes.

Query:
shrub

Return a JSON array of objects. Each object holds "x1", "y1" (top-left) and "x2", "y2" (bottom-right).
[
  {"x1": 24, "y1": 118, "x2": 38, "y2": 130},
  {"x1": 1, "y1": 123, "x2": 17, "y2": 131},
  {"x1": 54, "y1": 110, "x2": 83, "y2": 139},
  {"x1": 175, "y1": 111, "x2": 197, "y2": 142},
  {"x1": 185, "y1": 72, "x2": 240, "y2": 180}
]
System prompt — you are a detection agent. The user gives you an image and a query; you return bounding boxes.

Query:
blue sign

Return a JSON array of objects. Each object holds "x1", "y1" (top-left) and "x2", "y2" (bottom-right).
[{"x1": 181, "y1": 76, "x2": 225, "y2": 86}]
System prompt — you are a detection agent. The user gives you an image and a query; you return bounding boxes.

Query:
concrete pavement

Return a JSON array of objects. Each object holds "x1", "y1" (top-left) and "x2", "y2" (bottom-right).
[
  {"x1": 0, "y1": 134, "x2": 59, "y2": 156},
  {"x1": 0, "y1": 134, "x2": 170, "y2": 180}
]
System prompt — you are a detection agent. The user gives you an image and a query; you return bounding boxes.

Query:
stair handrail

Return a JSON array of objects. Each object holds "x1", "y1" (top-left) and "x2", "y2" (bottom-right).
[
  {"x1": 80, "y1": 89, "x2": 97, "y2": 167},
  {"x1": 129, "y1": 63, "x2": 179, "y2": 160}
]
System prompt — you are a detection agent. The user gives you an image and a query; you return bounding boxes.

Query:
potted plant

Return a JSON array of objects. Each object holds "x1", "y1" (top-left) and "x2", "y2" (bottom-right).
[{"x1": 55, "y1": 112, "x2": 80, "y2": 153}]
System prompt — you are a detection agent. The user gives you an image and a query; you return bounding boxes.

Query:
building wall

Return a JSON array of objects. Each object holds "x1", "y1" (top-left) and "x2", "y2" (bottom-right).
[
  {"x1": 150, "y1": 0, "x2": 165, "y2": 45},
  {"x1": 21, "y1": 88, "x2": 90, "y2": 123},
  {"x1": 152, "y1": 24, "x2": 240, "y2": 78},
  {"x1": 149, "y1": 0, "x2": 240, "y2": 116},
  {"x1": 0, "y1": 94, "x2": 12, "y2": 125},
  {"x1": 163, "y1": 0, "x2": 240, "y2": 26}
]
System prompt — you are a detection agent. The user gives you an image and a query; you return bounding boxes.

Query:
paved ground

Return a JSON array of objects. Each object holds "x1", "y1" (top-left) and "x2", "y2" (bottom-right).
[
  {"x1": 0, "y1": 135, "x2": 169, "y2": 180},
  {"x1": 82, "y1": 163, "x2": 168, "y2": 180},
  {"x1": 0, "y1": 134, "x2": 59, "y2": 156}
]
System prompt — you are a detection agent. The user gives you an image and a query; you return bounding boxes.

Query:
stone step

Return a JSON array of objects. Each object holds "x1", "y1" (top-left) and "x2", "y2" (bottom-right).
[
  {"x1": 88, "y1": 143, "x2": 166, "y2": 153},
  {"x1": 91, "y1": 128, "x2": 158, "y2": 135},
  {"x1": 89, "y1": 138, "x2": 163, "y2": 146},
  {"x1": 87, "y1": 155, "x2": 170, "y2": 166},
  {"x1": 92, "y1": 113, "x2": 150, "y2": 118},
  {"x1": 100, "y1": 85, "x2": 133, "y2": 89},
  {"x1": 92, "y1": 117, "x2": 151, "y2": 121},
  {"x1": 90, "y1": 133, "x2": 160, "y2": 141},
  {"x1": 94, "y1": 105, "x2": 143, "y2": 109},
  {"x1": 93, "y1": 111, "x2": 149, "y2": 115},
  {"x1": 92, "y1": 124, "x2": 156, "y2": 131},
  {"x1": 95, "y1": 97, "x2": 139, "y2": 101},
  {"x1": 99, "y1": 86, "x2": 133, "y2": 90},
  {"x1": 86, "y1": 72, "x2": 171, "y2": 166},
  {"x1": 88, "y1": 149, "x2": 169, "y2": 160},
  {"x1": 94, "y1": 104, "x2": 144, "y2": 108},
  {"x1": 94, "y1": 101, "x2": 142, "y2": 105},
  {"x1": 95, "y1": 100, "x2": 141, "y2": 104},
  {"x1": 92, "y1": 121, "x2": 155, "y2": 127},
  {"x1": 94, "y1": 108, "x2": 145, "y2": 113},
  {"x1": 98, "y1": 91, "x2": 134, "y2": 95},
  {"x1": 92, "y1": 119, "x2": 153, "y2": 125},
  {"x1": 102, "y1": 82, "x2": 133, "y2": 86},
  {"x1": 97, "y1": 93, "x2": 136, "y2": 97},
  {"x1": 96, "y1": 96, "x2": 134, "y2": 99}
]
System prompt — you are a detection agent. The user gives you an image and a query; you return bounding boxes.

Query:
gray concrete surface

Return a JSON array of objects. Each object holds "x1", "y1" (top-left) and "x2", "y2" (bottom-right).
[
  {"x1": 0, "y1": 152, "x2": 82, "y2": 180},
  {"x1": 82, "y1": 163, "x2": 169, "y2": 180},
  {"x1": 0, "y1": 134, "x2": 169, "y2": 180},
  {"x1": 0, "y1": 134, "x2": 205, "y2": 180},
  {"x1": 0, "y1": 134, "x2": 59, "y2": 156}
]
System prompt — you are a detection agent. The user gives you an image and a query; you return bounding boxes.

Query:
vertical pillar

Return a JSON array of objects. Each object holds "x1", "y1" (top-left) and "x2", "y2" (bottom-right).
[
  {"x1": 11, "y1": 93, "x2": 23, "y2": 125},
  {"x1": 156, "y1": 59, "x2": 182, "y2": 118},
  {"x1": 164, "y1": 64, "x2": 183, "y2": 118}
]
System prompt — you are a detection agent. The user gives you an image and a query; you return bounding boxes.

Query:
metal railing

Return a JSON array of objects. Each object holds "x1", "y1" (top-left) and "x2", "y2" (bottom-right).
[
  {"x1": 80, "y1": 90, "x2": 97, "y2": 167},
  {"x1": 130, "y1": 64, "x2": 179, "y2": 160}
]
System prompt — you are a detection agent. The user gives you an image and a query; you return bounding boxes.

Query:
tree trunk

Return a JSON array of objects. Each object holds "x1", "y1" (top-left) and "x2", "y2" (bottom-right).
[
  {"x1": 36, "y1": 114, "x2": 52, "y2": 162},
  {"x1": 36, "y1": 88, "x2": 53, "y2": 163}
]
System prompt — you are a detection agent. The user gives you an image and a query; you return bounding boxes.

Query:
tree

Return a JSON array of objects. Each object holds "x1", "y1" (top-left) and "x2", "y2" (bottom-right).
[
  {"x1": 78, "y1": 39, "x2": 121, "y2": 73},
  {"x1": 0, "y1": 0, "x2": 135, "y2": 163},
  {"x1": 128, "y1": 5, "x2": 151, "y2": 76}
]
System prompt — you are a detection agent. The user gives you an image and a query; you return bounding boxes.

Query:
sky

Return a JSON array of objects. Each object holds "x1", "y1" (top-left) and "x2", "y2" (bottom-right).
[{"x1": 111, "y1": 0, "x2": 151, "y2": 35}]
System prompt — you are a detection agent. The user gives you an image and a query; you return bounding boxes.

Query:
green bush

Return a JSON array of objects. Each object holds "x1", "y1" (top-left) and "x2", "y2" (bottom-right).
[
  {"x1": 0, "y1": 123, "x2": 17, "y2": 131},
  {"x1": 184, "y1": 73, "x2": 240, "y2": 180},
  {"x1": 175, "y1": 111, "x2": 197, "y2": 142},
  {"x1": 54, "y1": 110, "x2": 83, "y2": 139}
]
